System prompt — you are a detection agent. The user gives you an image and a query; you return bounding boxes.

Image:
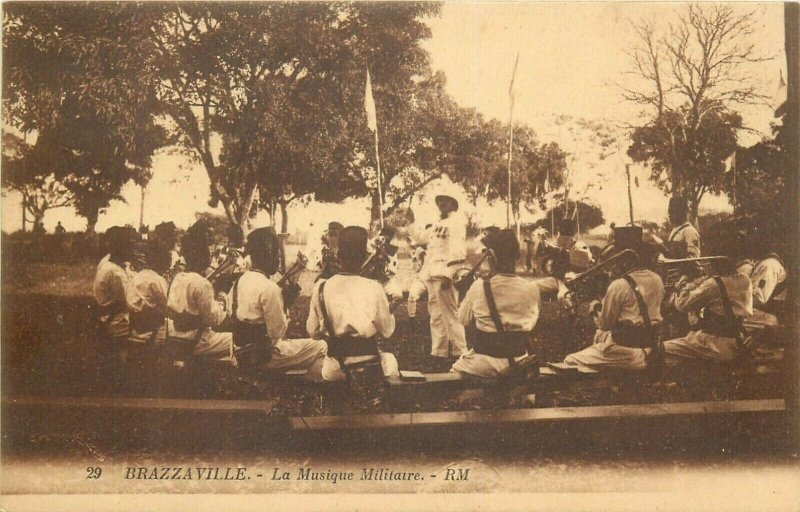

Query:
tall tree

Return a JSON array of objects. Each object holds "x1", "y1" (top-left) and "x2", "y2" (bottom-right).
[
  {"x1": 453, "y1": 119, "x2": 568, "y2": 224},
  {"x1": 623, "y1": 4, "x2": 771, "y2": 222},
  {"x1": 1, "y1": 133, "x2": 73, "y2": 230},
  {"x1": 2, "y1": 3, "x2": 167, "y2": 231}
]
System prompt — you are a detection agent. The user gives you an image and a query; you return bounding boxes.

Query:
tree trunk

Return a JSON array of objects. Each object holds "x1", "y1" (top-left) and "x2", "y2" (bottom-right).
[{"x1": 85, "y1": 208, "x2": 99, "y2": 234}]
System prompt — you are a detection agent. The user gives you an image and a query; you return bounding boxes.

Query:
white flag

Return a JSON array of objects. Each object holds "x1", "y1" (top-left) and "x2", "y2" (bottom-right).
[
  {"x1": 365, "y1": 69, "x2": 377, "y2": 132},
  {"x1": 723, "y1": 151, "x2": 736, "y2": 173}
]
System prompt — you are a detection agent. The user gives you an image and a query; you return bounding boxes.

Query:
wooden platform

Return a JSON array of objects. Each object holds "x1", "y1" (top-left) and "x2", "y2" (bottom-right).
[{"x1": 290, "y1": 398, "x2": 786, "y2": 431}]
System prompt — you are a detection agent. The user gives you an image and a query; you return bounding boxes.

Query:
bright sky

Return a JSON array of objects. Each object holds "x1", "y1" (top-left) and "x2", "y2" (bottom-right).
[{"x1": 1, "y1": 2, "x2": 787, "y2": 234}]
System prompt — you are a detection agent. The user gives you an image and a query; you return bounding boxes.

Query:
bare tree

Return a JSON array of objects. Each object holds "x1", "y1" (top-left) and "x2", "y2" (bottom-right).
[{"x1": 623, "y1": 4, "x2": 772, "y2": 221}]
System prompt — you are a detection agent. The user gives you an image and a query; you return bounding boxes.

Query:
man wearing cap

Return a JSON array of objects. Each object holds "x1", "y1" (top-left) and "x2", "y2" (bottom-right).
[
  {"x1": 663, "y1": 258, "x2": 753, "y2": 364},
  {"x1": 563, "y1": 226, "x2": 665, "y2": 370},
  {"x1": 307, "y1": 226, "x2": 399, "y2": 381},
  {"x1": 665, "y1": 196, "x2": 701, "y2": 259},
  {"x1": 418, "y1": 193, "x2": 468, "y2": 360},
  {"x1": 166, "y1": 221, "x2": 234, "y2": 362},
  {"x1": 227, "y1": 227, "x2": 327, "y2": 372},
  {"x1": 452, "y1": 229, "x2": 540, "y2": 378},
  {"x1": 94, "y1": 226, "x2": 138, "y2": 339}
]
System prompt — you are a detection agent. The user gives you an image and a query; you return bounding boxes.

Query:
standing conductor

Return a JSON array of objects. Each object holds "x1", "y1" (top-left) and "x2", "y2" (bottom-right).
[{"x1": 420, "y1": 192, "x2": 468, "y2": 361}]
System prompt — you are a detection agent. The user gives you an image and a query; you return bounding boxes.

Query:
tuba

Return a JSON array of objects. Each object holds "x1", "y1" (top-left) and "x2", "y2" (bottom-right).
[
  {"x1": 656, "y1": 256, "x2": 733, "y2": 293},
  {"x1": 564, "y1": 249, "x2": 640, "y2": 307}
]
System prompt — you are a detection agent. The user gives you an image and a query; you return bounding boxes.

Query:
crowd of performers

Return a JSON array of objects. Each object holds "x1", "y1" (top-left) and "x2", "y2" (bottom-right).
[{"x1": 93, "y1": 193, "x2": 788, "y2": 401}]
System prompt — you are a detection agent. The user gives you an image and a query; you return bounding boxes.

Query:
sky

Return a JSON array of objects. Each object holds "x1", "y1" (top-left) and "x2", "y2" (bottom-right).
[{"x1": 1, "y1": 2, "x2": 788, "y2": 234}]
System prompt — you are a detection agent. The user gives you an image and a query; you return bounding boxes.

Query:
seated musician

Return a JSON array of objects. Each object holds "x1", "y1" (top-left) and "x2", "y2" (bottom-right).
[
  {"x1": 737, "y1": 248, "x2": 787, "y2": 326},
  {"x1": 306, "y1": 226, "x2": 399, "y2": 381},
  {"x1": 126, "y1": 235, "x2": 171, "y2": 344},
  {"x1": 93, "y1": 226, "x2": 137, "y2": 339},
  {"x1": 452, "y1": 229, "x2": 540, "y2": 378},
  {"x1": 663, "y1": 259, "x2": 753, "y2": 364},
  {"x1": 228, "y1": 227, "x2": 326, "y2": 371},
  {"x1": 363, "y1": 226, "x2": 403, "y2": 308},
  {"x1": 166, "y1": 221, "x2": 234, "y2": 362},
  {"x1": 535, "y1": 218, "x2": 592, "y2": 301},
  {"x1": 664, "y1": 196, "x2": 701, "y2": 258},
  {"x1": 316, "y1": 221, "x2": 344, "y2": 281},
  {"x1": 563, "y1": 226, "x2": 665, "y2": 370}
]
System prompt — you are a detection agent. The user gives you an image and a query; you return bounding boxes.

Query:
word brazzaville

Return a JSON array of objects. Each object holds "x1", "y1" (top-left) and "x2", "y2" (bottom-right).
[
  {"x1": 125, "y1": 467, "x2": 248, "y2": 480},
  {"x1": 273, "y1": 467, "x2": 435, "y2": 484}
]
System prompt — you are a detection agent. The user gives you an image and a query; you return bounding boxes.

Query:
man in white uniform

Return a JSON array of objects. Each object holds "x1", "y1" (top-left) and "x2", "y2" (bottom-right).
[
  {"x1": 737, "y1": 251, "x2": 787, "y2": 327},
  {"x1": 453, "y1": 229, "x2": 540, "y2": 378},
  {"x1": 126, "y1": 236, "x2": 171, "y2": 344},
  {"x1": 307, "y1": 226, "x2": 399, "y2": 382},
  {"x1": 564, "y1": 226, "x2": 665, "y2": 370},
  {"x1": 418, "y1": 193, "x2": 467, "y2": 360},
  {"x1": 665, "y1": 196, "x2": 701, "y2": 258},
  {"x1": 94, "y1": 226, "x2": 137, "y2": 340},
  {"x1": 227, "y1": 227, "x2": 327, "y2": 372},
  {"x1": 166, "y1": 222, "x2": 234, "y2": 362},
  {"x1": 663, "y1": 261, "x2": 753, "y2": 364}
]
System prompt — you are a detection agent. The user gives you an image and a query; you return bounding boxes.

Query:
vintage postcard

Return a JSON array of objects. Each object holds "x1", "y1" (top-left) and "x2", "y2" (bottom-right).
[{"x1": 1, "y1": 1, "x2": 798, "y2": 510}]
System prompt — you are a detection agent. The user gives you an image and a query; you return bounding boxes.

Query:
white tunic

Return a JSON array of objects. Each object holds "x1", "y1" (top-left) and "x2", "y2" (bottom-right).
[
  {"x1": 453, "y1": 274, "x2": 540, "y2": 378},
  {"x1": 307, "y1": 273, "x2": 397, "y2": 381},
  {"x1": 663, "y1": 273, "x2": 753, "y2": 363},
  {"x1": 229, "y1": 270, "x2": 326, "y2": 371},
  {"x1": 167, "y1": 271, "x2": 232, "y2": 359},
  {"x1": 749, "y1": 257, "x2": 787, "y2": 307},
  {"x1": 228, "y1": 271, "x2": 288, "y2": 341},
  {"x1": 668, "y1": 222, "x2": 701, "y2": 258},
  {"x1": 93, "y1": 257, "x2": 132, "y2": 338},
  {"x1": 564, "y1": 269, "x2": 665, "y2": 370},
  {"x1": 415, "y1": 214, "x2": 467, "y2": 280},
  {"x1": 126, "y1": 269, "x2": 168, "y2": 343}
]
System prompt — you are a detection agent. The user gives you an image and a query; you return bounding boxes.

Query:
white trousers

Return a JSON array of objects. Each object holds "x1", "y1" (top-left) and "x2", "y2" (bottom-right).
[
  {"x1": 451, "y1": 349, "x2": 529, "y2": 378},
  {"x1": 564, "y1": 330, "x2": 647, "y2": 370},
  {"x1": 425, "y1": 278, "x2": 467, "y2": 357},
  {"x1": 663, "y1": 331, "x2": 739, "y2": 364},
  {"x1": 321, "y1": 352, "x2": 399, "y2": 381},
  {"x1": 264, "y1": 338, "x2": 327, "y2": 371}
]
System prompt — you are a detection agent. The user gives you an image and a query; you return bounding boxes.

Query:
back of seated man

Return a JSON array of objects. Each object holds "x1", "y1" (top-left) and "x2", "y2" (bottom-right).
[
  {"x1": 166, "y1": 221, "x2": 234, "y2": 362},
  {"x1": 227, "y1": 227, "x2": 326, "y2": 372},
  {"x1": 563, "y1": 226, "x2": 665, "y2": 371},
  {"x1": 126, "y1": 236, "x2": 171, "y2": 344},
  {"x1": 306, "y1": 226, "x2": 399, "y2": 382},
  {"x1": 664, "y1": 259, "x2": 753, "y2": 364},
  {"x1": 452, "y1": 228, "x2": 540, "y2": 378},
  {"x1": 94, "y1": 226, "x2": 137, "y2": 340}
]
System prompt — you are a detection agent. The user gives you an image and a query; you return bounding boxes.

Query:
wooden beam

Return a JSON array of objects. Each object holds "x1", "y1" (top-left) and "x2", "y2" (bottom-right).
[
  {"x1": 3, "y1": 395, "x2": 278, "y2": 414},
  {"x1": 291, "y1": 399, "x2": 785, "y2": 431}
]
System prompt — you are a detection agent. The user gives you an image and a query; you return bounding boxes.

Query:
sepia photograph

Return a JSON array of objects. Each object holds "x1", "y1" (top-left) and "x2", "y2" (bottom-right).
[{"x1": 1, "y1": 1, "x2": 798, "y2": 510}]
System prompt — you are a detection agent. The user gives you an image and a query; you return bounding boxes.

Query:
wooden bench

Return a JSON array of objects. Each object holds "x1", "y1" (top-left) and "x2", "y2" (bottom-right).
[{"x1": 290, "y1": 398, "x2": 786, "y2": 431}]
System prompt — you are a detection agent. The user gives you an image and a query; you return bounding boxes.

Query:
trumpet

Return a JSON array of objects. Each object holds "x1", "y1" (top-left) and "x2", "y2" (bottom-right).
[
  {"x1": 277, "y1": 251, "x2": 308, "y2": 288},
  {"x1": 564, "y1": 249, "x2": 640, "y2": 307}
]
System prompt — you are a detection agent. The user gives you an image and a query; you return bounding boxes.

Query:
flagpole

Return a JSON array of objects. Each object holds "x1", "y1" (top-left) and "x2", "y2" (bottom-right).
[
  {"x1": 365, "y1": 67, "x2": 384, "y2": 228},
  {"x1": 374, "y1": 128, "x2": 384, "y2": 228},
  {"x1": 506, "y1": 52, "x2": 520, "y2": 232}
]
